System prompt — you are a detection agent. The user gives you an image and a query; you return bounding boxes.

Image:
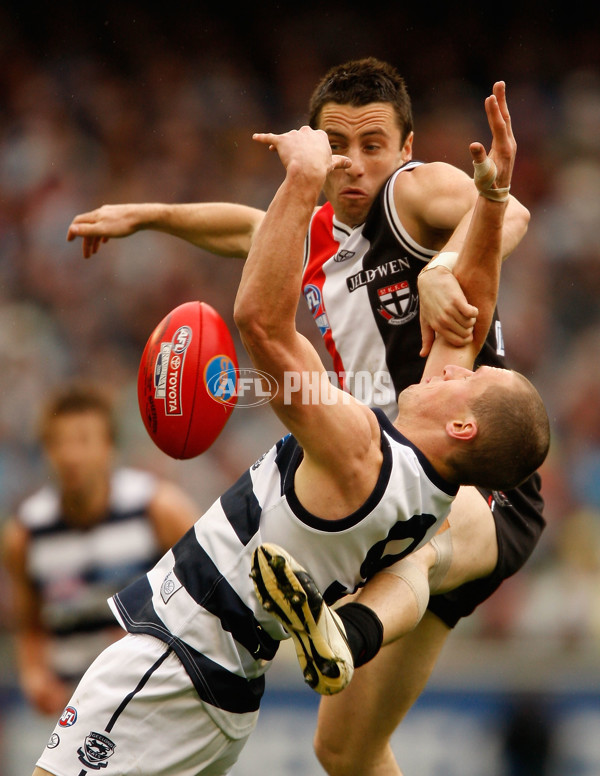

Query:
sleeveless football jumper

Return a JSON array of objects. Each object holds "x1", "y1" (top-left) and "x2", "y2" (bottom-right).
[{"x1": 110, "y1": 410, "x2": 457, "y2": 718}]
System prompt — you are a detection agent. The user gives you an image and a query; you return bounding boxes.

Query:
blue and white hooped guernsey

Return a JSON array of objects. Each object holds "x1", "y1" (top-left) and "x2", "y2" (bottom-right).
[{"x1": 110, "y1": 409, "x2": 457, "y2": 724}]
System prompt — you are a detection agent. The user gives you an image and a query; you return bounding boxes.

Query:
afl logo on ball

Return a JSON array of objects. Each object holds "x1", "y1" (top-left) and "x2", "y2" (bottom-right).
[
  {"x1": 153, "y1": 327, "x2": 191, "y2": 416},
  {"x1": 172, "y1": 325, "x2": 192, "y2": 354}
]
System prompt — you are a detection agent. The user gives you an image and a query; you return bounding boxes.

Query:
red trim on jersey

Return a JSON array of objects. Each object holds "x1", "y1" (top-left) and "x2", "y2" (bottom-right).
[{"x1": 303, "y1": 203, "x2": 347, "y2": 389}]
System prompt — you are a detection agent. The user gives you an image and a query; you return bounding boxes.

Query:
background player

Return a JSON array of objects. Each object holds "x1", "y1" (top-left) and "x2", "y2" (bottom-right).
[{"x1": 2, "y1": 382, "x2": 198, "y2": 717}]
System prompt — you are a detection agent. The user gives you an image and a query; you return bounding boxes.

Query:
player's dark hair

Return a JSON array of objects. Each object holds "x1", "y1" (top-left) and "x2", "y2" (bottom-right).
[
  {"x1": 39, "y1": 383, "x2": 118, "y2": 445},
  {"x1": 308, "y1": 57, "x2": 413, "y2": 143},
  {"x1": 447, "y1": 373, "x2": 550, "y2": 490}
]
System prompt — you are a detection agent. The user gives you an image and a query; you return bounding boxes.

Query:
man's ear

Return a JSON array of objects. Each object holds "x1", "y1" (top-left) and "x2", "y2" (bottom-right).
[
  {"x1": 446, "y1": 418, "x2": 478, "y2": 441},
  {"x1": 400, "y1": 131, "x2": 414, "y2": 163}
]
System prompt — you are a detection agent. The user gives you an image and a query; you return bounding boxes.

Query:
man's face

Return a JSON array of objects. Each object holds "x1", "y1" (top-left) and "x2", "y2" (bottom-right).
[
  {"x1": 317, "y1": 102, "x2": 413, "y2": 227},
  {"x1": 398, "y1": 365, "x2": 518, "y2": 419},
  {"x1": 44, "y1": 412, "x2": 113, "y2": 495}
]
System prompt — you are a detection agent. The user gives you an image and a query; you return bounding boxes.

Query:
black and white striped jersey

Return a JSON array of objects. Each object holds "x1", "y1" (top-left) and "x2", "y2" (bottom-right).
[
  {"x1": 302, "y1": 162, "x2": 507, "y2": 419},
  {"x1": 109, "y1": 409, "x2": 457, "y2": 723},
  {"x1": 17, "y1": 467, "x2": 161, "y2": 682}
]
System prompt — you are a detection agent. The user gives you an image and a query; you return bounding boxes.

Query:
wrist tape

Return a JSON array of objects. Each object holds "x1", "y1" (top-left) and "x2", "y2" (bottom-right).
[
  {"x1": 418, "y1": 250, "x2": 459, "y2": 278},
  {"x1": 473, "y1": 157, "x2": 510, "y2": 202}
]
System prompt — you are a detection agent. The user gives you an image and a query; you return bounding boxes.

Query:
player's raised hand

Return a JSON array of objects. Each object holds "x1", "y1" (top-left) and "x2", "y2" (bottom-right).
[
  {"x1": 253, "y1": 127, "x2": 351, "y2": 183},
  {"x1": 470, "y1": 81, "x2": 516, "y2": 200}
]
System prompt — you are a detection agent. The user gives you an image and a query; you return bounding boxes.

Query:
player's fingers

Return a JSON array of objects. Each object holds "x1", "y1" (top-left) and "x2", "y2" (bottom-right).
[
  {"x1": 82, "y1": 237, "x2": 92, "y2": 259},
  {"x1": 442, "y1": 330, "x2": 474, "y2": 347},
  {"x1": 252, "y1": 132, "x2": 278, "y2": 146},
  {"x1": 469, "y1": 141, "x2": 487, "y2": 165},
  {"x1": 455, "y1": 301, "x2": 479, "y2": 321},
  {"x1": 67, "y1": 218, "x2": 88, "y2": 241},
  {"x1": 440, "y1": 311, "x2": 476, "y2": 337},
  {"x1": 419, "y1": 321, "x2": 435, "y2": 358},
  {"x1": 449, "y1": 319, "x2": 476, "y2": 338},
  {"x1": 451, "y1": 315, "x2": 477, "y2": 334},
  {"x1": 493, "y1": 81, "x2": 511, "y2": 123},
  {"x1": 82, "y1": 236, "x2": 102, "y2": 258},
  {"x1": 331, "y1": 154, "x2": 352, "y2": 170}
]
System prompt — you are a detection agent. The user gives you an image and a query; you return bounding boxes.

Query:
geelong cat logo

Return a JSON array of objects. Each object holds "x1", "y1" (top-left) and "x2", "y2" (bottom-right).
[{"x1": 78, "y1": 732, "x2": 116, "y2": 770}]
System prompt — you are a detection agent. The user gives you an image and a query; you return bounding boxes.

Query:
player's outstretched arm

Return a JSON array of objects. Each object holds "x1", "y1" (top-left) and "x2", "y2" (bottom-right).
[
  {"x1": 67, "y1": 202, "x2": 265, "y2": 259},
  {"x1": 415, "y1": 81, "x2": 529, "y2": 357},
  {"x1": 422, "y1": 82, "x2": 516, "y2": 381}
]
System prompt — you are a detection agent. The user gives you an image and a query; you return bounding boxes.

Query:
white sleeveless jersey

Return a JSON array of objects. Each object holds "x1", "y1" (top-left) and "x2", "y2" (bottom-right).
[
  {"x1": 302, "y1": 162, "x2": 506, "y2": 419},
  {"x1": 17, "y1": 467, "x2": 160, "y2": 681},
  {"x1": 109, "y1": 409, "x2": 457, "y2": 724}
]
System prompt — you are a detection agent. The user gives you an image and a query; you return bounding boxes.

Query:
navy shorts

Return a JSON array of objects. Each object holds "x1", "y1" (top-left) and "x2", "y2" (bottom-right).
[{"x1": 427, "y1": 472, "x2": 545, "y2": 628}]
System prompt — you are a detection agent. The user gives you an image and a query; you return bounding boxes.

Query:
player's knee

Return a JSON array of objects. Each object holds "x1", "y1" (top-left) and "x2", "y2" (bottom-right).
[
  {"x1": 315, "y1": 732, "x2": 396, "y2": 776},
  {"x1": 314, "y1": 727, "x2": 344, "y2": 775},
  {"x1": 314, "y1": 731, "x2": 366, "y2": 776}
]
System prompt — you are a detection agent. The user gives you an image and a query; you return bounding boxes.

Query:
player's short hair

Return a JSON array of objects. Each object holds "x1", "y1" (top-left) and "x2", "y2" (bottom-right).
[
  {"x1": 308, "y1": 57, "x2": 414, "y2": 143},
  {"x1": 39, "y1": 383, "x2": 117, "y2": 445},
  {"x1": 447, "y1": 373, "x2": 550, "y2": 490}
]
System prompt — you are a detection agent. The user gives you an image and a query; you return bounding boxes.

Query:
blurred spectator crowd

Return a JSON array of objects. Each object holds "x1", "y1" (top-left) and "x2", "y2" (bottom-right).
[{"x1": 1, "y1": 2, "x2": 600, "y2": 673}]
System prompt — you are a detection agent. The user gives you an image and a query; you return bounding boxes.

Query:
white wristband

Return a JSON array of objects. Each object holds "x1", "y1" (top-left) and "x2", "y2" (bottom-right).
[
  {"x1": 473, "y1": 157, "x2": 510, "y2": 202},
  {"x1": 418, "y1": 251, "x2": 459, "y2": 278}
]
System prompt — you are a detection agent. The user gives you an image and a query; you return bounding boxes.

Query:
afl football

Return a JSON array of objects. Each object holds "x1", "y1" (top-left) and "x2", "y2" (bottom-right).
[{"x1": 138, "y1": 301, "x2": 238, "y2": 458}]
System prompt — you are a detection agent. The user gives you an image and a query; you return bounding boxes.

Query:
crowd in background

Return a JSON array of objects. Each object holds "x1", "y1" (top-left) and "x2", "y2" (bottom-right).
[{"x1": 1, "y1": 0, "x2": 600, "y2": 742}]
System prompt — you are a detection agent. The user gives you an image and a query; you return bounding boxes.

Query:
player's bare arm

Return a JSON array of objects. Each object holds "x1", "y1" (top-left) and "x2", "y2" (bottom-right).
[
  {"x1": 67, "y1": 202, "x2": 264, "y2": 259},
  {"x1": 147, "y1": 480, "x2": 199, "y2": 550},
  {"x1": 401, "y1": 159, "x2": 527, "y2": 356},
  {"x1": 234, "y1": 128, "x2": 383, "y2": 517},
  {"x1": 421, "y1": 84, "x2": 515, "y2": 381},
  {"x1": 2, "y1": 519, "x2": 70, "y2": 715},
  {"x1": 409, "y1": 83, "x2": 529, "y2": 355}
]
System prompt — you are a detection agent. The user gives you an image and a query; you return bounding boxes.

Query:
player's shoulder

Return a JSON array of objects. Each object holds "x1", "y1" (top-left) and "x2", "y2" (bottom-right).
[
  {"x1": 393, "y1": 160, "x2": 476, "y2": 217},
  {"x1": 110, "y1": 467, "x2": 158, "y2": 511},
  {"x1": 16, "y1": 486, "x2": 60, "y2": 530},
  {"x1": 395, "y1": 159, "x2": 471, "y2": 189}
]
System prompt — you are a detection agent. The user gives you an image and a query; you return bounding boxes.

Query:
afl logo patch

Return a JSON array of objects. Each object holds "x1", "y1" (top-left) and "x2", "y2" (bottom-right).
[
  {"x1": 303, "y1": 284, "x2": 330, "y2": 334},
  {"x1": 59, "y1": 706, "x2": 78, "y2": 727}
]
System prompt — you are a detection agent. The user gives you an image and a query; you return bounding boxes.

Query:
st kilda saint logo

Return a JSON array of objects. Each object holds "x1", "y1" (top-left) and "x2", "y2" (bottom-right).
[{"x1": 377, "y1": 281, "x2": 418, "y2": 325}]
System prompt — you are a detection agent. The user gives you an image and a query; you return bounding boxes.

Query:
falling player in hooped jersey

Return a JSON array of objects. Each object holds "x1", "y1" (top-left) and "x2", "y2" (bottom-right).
[
  {"x1": 35, "y1": 82, "x2": 549, "y2": 776},
  {"x1": 67, "y1": 60, "x2": 545, "y2": 776}
]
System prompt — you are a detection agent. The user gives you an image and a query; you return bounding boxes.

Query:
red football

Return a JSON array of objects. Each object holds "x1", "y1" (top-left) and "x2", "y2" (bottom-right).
[{"x1": 137, "y1": 301, "x2": 238, "y2": 459}]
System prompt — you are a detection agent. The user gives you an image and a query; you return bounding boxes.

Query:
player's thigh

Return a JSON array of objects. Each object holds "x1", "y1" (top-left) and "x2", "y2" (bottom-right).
[
  {"x1": 314, "y1": 611, "x2": 450, "y2": 766},
  {"x1": 439, "y1": 485, "x2": 498, "y2": 592},
  {"x1": 35, "y1": 634, "x2": 250, "y2": 776}
]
